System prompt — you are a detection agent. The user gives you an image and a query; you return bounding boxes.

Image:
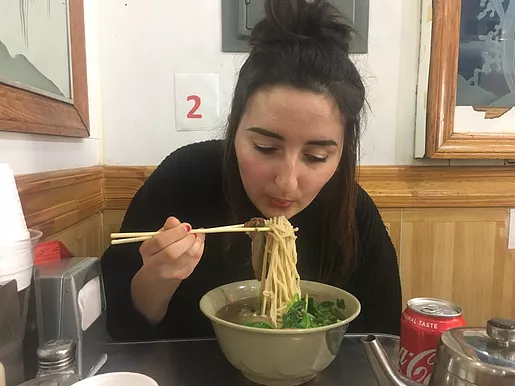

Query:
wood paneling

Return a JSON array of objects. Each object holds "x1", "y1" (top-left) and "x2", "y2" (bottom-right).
[
  {"x1": 358, "y1": 166, "x2": 515, "y2": 208},
  {"x1": 15, "y1": 167, "x2": 103, "y2": 239},
  {"x1": 400, "y1": 208, "x2": 514, "y2": 325},
  {"x1": 103, "y1": 167, "x2": 154, "y2": 210},
  {"x1": 44, "y1": 213, "x2": 104, "y2": 258}
]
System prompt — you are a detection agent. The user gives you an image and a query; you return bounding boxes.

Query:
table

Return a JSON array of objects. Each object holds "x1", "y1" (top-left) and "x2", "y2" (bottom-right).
[{"x1": 99, "y1": 334, "x2": 400, "y2": 385}]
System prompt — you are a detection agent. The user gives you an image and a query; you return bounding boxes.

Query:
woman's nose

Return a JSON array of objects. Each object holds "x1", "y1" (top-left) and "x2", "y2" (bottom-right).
[{"x1": 274, "y1": 159, "x2": 298, "y2": 194}]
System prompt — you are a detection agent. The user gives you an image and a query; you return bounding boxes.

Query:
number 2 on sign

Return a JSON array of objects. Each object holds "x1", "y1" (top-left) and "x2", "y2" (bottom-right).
[{"x1": 186, "y1": 95, "x2": 202, "y2": 119}]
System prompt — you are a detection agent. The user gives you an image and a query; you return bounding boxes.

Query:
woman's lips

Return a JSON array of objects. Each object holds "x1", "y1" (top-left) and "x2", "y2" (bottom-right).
[{"x1": 269, "y1": 196, "x2": 294, "y2": 208}]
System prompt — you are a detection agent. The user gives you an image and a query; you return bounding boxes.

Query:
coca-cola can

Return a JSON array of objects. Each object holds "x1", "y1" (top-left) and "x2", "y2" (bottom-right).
[{"x1": 399, "y1": 297, "x2": 466, "y2": 385}]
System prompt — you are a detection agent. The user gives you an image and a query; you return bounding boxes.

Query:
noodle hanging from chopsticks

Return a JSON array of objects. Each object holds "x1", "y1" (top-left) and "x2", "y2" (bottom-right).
[{"x1": 258, "y1": 216, "x2": 301, "y2": 327}]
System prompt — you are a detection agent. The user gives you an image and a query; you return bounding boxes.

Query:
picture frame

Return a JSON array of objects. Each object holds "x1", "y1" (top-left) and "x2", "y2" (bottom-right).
[
  {"x1": 417, "y1": 0, "x2": 515, "y2": 159},
  {"x1": 0, "y1": 0, "x2": 89, "y2": 138}
]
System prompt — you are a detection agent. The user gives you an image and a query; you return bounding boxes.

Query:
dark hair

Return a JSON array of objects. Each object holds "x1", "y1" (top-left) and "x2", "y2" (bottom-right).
[{"x1": 222, "y1": 0, "x2": 366, "y2": 286}]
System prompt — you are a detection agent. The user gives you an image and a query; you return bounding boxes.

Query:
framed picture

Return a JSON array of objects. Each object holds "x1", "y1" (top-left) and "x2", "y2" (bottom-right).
[
  {"x1": 0, "y1": 0, "x2": 89, "y2": 138},
  {"x1": 415, "y1": 0, "x2": 515, "y2": 159}
]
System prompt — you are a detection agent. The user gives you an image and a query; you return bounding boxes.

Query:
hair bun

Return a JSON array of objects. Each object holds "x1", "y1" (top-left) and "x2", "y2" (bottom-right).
[{"x1": 250, "y1": 0, "x2": 353, "y2": 52}]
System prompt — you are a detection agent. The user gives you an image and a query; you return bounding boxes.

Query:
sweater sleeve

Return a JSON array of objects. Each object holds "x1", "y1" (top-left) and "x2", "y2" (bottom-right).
[
  {"x1": 347, "y1": 187, "x2": 402, "y2": 336},
  {"x1": 100, "y1": 141, "x2": 222, "y2": 341},
  {"x1": 100, "y1": 176, "x2": 169, "y2": 341}
]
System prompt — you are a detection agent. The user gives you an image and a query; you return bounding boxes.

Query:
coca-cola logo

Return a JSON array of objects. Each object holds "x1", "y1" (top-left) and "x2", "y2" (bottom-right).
[
  {"x1": 402, "y1": 313, "x2": 439, "y2": 329},
  {"x1": 400, "y1": 347, "x2": 436, "y2": 385}
]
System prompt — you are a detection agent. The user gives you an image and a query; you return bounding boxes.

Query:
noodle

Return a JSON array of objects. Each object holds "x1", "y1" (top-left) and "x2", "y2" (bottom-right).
[{"x1": 257, "y1": 216, "x2": 301, "y2": 327}]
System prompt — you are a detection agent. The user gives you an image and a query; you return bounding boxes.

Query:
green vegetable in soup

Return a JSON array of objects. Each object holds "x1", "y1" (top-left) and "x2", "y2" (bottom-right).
[
  {"x1": 235, "y1": 294, "x2": 346, "y2": 330},
  {"x1": 281, "y1": 294, "x2": 346, "y2": 329}
]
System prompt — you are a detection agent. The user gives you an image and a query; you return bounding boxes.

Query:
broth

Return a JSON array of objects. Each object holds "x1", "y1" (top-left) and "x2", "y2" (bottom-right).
[
  {"x1": 216, "y1": 297, "x2": 273, "y2": 326},
  {"x1": 216, "y1": 294, "x2": 346, "y2": 329}
]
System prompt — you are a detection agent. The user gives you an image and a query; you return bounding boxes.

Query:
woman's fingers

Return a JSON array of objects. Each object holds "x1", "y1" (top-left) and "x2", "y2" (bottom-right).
[
  {"x1": 168, "y1": 233, "x2": 206, "y2": 279},
  {"x1": 138, "y1": 217, "x2": 206, "y2": 280},
  {"x1": 159, "y1": 232, "x2": 197, "y2": 262},
  {"x1": 140, "y1": 217, "x2": 191, "y2": 256},
  {"x1": 163, "y1": 216, "x2": 181, "y2": 230},
  {"x1": 185, "y1": 233, "x2": 205, "y2": 260}
]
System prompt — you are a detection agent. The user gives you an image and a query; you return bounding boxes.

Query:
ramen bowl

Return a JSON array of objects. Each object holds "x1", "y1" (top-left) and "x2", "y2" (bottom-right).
[{"x1": 200, "y1": 280, "x2": 361, "y2": 386}]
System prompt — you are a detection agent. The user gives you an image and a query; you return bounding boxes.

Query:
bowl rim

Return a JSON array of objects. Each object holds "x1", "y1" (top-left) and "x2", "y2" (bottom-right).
[
  {"x1": 73, "y1": 372, "x2": 158, "y2": 385},
  {"x1": 199, "y1": 279, "x2": 361, "y2": 335}
]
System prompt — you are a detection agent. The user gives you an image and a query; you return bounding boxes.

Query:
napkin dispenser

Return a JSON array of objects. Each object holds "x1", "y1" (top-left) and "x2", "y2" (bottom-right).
[{"x1": 34, "y1": 257, "x2": 107, "y2": 378}]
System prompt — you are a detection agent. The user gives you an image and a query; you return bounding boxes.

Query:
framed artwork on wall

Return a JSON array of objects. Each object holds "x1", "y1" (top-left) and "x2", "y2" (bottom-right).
[
  {"x1": 0, "y1": 0, "x2": 89, "y2": 138},
  {"x1": 415, "y1": 0, "x2": 515, "y2": 159}
]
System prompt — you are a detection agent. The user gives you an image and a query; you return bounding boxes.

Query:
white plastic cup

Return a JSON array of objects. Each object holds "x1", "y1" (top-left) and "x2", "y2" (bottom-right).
[
  {"x1": 0, "y1": 229, "x2": 42, "y2": 291},
  {"x1": 0, "y1": 163, "x2": 29, "y2": 243},
  {"x1": 73, "y1": 373, "x2": 159, "y2": 386}
]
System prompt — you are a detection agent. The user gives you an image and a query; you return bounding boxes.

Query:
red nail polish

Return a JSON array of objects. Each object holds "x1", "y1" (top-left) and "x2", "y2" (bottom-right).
[{"x1": 185, "y1": 225, "x2": 191, "y2": 232}]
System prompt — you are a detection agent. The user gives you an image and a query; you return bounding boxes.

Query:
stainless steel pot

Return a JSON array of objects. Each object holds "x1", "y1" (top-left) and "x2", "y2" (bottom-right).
[{"x1": 362, "y1": 318, "x2": 515, "y2": 386}]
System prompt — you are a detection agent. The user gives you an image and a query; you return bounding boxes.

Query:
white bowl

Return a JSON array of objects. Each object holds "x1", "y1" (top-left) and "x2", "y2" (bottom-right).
[{"x1": 73, "y1": 373, "x2": 158, "y2": 386}]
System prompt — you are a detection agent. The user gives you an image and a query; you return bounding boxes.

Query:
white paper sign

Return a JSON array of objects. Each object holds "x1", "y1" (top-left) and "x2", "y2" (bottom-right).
[{"x1": 174, "y1": 73, "x2": 219, "y2": 131}]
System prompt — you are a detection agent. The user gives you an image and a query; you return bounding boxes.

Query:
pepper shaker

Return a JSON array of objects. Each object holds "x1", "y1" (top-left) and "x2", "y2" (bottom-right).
[{"x1": 19, "y1": 339, "x2": 81, "y2": 386}]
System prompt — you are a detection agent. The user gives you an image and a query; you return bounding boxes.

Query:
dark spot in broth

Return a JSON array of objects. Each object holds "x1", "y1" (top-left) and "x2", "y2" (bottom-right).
[{"x1": 216, "y1": 297, "x2": 273, "y2": 325}]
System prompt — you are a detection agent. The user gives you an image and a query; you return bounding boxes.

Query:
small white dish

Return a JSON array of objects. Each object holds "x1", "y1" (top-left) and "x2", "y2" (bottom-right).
[{"x1": 74, "y1": 372, "x2": 158, "y2": 386}]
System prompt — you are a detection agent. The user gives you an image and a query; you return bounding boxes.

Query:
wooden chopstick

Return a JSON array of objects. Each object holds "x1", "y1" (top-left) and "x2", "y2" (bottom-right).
[
  {"x1": 110, "y1": 223, "x2": 246, "y2": 239},
  {"x1": 111, "y1": 236, "x2": 153, "y2": 245},
  {"x1": 110, "y1": 224, "x2": 274, "y2": 246}
]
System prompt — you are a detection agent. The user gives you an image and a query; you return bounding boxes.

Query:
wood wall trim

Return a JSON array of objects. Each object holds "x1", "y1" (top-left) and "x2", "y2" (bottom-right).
[
  {"x1": 358, "y1": 166, "x2": 515, "y2": 208},
  {"x1": 15, "y1": 167, "x2": 103, "y2": 238},
  {"x1": 103, "y1": 165, "x2": 515, "y2": 210},
  {"x1": 103, "y1": 166, "x2": 155, "y2": 210}
]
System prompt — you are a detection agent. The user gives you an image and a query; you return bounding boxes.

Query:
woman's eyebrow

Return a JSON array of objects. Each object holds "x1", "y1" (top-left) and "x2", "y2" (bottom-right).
[
  {"x1": 247, "y1": 127, "x2": 337, "y2": 147},
  {"x1": 247, "y1": 127, "x2": 284, "y2": 140},
  {"x1": 306, "y1": 139, "x2": 337, "y2": 147}
]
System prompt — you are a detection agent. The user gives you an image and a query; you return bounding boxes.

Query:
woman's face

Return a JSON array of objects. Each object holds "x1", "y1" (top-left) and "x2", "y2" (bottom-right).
[{"x1": 235, "y1": 86, "x2": 344, "y2": 219}]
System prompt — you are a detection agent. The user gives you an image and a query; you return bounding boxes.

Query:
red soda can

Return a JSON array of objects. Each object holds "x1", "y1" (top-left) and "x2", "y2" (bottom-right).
[{"x1": 399, "y1": 297, "x2": 466, "y2": 385}]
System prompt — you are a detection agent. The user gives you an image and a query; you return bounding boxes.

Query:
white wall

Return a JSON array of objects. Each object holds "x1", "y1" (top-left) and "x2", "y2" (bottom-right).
[
  {"x1": 99, "y1": 0, "x2": 427, "y2": 166},
  {"x1": 0, "y1": 0, "x2": 451, "y2": 172},
  {"x1": 0, "y1": 0, "x2": 101, "y2": 175}
]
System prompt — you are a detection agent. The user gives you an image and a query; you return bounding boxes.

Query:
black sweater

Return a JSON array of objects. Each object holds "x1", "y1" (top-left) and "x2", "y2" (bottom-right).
[{"x1": 101, "y1": 140, "x2": 402, "y2": 341}]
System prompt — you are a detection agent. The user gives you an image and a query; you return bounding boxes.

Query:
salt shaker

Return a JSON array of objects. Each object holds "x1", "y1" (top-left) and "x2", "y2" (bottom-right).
[{"x1": 19, "y1": 339, "x2": 81, "y2": 386}]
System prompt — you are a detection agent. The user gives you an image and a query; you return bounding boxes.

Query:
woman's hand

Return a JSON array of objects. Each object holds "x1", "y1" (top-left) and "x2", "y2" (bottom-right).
[
  {"x1": 139, "y1": 216, "x2": 205, "y2": 280},
  {"x1": 131, "y1": 217, "x2": 205, "y2": 324}
]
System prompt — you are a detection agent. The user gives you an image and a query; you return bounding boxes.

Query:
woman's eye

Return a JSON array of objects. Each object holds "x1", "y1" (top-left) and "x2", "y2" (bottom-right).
[
  {"x1": 253, "y1": 143, "x2": 277, "y2": 154},
  {"x1": 305, "y1": 154, "x2": 328, "y2": 164}
]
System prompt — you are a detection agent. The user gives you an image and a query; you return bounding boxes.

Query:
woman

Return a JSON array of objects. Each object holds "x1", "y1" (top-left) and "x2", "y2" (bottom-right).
[{"x1": 101, "y1": 0, "x2": 402, "y2": 342}]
